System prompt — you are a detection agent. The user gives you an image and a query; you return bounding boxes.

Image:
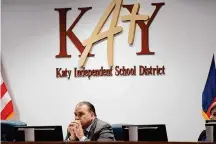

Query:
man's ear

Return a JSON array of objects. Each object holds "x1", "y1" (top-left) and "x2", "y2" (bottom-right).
[{"x1": 90, "y1": 112, "x2": 94, "y2": 117}]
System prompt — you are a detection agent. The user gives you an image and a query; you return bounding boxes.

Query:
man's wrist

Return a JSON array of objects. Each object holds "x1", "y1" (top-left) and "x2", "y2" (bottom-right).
[{"x1": 79, "y1": 136, "x2": 87, "y2": 141}]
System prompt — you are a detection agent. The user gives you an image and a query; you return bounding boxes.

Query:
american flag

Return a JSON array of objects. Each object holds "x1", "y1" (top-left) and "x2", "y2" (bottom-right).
[{"x1": 1, "y1": 73, "x2": 14, "y2": 120}]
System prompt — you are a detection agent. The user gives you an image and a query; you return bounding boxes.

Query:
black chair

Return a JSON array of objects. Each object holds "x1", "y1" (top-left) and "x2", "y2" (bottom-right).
[
  {"x1": 111, "y1": 124, "x2": 124, "y2": 141},
  {"x1": 1, "y1": 120, "x2": 27, "y2": 141}
]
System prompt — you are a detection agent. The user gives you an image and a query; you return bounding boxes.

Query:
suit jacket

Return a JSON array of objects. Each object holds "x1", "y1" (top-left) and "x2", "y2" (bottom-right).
[{"x1": 66, "y1": 118, "x2": 115, "y2": 141}]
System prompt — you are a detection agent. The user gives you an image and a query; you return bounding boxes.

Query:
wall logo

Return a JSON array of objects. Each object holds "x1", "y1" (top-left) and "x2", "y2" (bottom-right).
[{"x1": 55, "y1": 0, "x2": 165, "y2": 79}]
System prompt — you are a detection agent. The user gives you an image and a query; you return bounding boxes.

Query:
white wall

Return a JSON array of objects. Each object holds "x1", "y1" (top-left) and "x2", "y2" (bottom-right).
[{"x1": 1, "y1": 0, "x2": 216, "y2": 142}]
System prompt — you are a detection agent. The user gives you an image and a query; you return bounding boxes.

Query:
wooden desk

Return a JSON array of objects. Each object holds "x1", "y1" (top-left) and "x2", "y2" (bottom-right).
[{"x1": 1, "y1": 142, "x2": 214, "y2": 144}]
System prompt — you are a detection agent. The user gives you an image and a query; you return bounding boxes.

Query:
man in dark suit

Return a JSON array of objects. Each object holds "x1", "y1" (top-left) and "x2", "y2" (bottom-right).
[{"x1": 66, "y1": 101, "x2": 115, "y2": 141}]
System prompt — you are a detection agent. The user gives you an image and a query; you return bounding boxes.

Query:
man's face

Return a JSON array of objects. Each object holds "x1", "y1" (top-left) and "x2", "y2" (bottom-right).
[
  {"x1": 74, "y1": 104, "x2": 94, "y2": 129},
  {"x1": 210, "y1": 107, "x2": 216, "y2": 120}
]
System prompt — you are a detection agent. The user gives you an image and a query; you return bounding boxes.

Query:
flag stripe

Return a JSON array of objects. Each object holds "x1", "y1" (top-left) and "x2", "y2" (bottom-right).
[
  {"x1": 203, "y1": 97, "x2": 216, "y2": 118},
  {"x1": 1, "y1": 92, "x2": 12, "y2": 111},
  {"x1": 1, "y1": 100, "x2": 13, "y2": 120},
  {"x1": 6, "y1": 112, "x2": 14, "y2": 120},
  {"x1": 202, "y1": 110, "x2": 209, "y2": 120},
  {"x1": 1, "y1": 73, "x2": 14, "y2": 120},
  {"x1": 1, "y1": 82, "x2": 7, "y2": 98}
]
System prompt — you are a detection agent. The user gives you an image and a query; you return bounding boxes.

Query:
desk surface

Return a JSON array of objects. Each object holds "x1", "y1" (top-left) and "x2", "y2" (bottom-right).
[{"x1": 1, "y1": 142, "x2": 214, "y2": 144}]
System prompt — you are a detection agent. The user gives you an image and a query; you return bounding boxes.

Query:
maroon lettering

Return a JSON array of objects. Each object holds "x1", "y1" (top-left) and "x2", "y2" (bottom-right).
[
  {"x1": 122, "y1": 3, "x2": 165, "y2": 55},
  {"x1": 55, "y1": 7, "x2": 94, "y2": 58}
]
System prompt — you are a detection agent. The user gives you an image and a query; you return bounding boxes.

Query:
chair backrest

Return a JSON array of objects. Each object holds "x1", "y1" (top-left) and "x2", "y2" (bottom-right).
[
  {"x1": 1, "y1": 120, "x2": 27, "y2": 141},
  {"x1": 111, "y1": 124, "x2": 124, "y2": 141}
]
